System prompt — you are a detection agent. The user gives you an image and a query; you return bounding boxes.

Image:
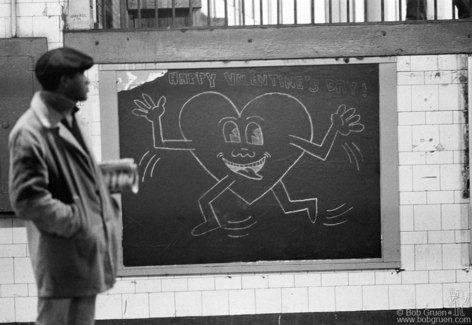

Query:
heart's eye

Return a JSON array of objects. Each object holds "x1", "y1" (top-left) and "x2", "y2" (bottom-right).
[
  {"x1": 223, "y1": 121, "x2": 241, "y2": 143},
  {"x1": 246, "y1": 122, "x2": 263, "y2": 146}
]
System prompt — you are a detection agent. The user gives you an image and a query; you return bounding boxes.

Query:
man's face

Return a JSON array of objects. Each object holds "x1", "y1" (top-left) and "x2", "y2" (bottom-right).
[{"x1": 63, "y1": 71, "x2": 89, "y2": 102}]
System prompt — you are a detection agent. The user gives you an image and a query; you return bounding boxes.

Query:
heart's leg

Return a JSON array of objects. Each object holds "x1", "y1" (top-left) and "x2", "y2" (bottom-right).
[
  {"x1": 191, "y1": 176, "x2": 236, "y2": 236},
  {"x1": 271, "y1": 181, "x2": 318, "y2": 224}
]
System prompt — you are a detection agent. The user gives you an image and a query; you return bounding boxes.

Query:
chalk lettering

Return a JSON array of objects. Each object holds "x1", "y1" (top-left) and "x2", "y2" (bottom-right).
[
  {"x1": 168, "y1": 72, "x2": 179, "y2": 85},
  {"x1": 308, "y1": 79, "x2": 319, "y2": 93}
]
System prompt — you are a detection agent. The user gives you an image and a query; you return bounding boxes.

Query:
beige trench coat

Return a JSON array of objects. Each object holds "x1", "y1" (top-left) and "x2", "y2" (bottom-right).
[{"x1": 9, "y1": 92, "x2": 121, "y2": 298}]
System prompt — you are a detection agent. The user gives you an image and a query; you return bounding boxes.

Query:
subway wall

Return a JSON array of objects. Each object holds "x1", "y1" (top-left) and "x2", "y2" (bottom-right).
[{"x1": 0, "y1": 0, "x2": 471, "y2": 322}]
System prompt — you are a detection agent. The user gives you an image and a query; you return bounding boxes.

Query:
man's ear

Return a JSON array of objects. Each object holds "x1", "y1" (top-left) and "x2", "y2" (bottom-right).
[{"x1": 55, "y1": 74, "x2": 70, "y2": 94}]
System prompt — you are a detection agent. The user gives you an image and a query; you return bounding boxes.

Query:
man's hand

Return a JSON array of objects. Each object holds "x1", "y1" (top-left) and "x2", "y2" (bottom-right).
[
  {"x1": 331, "y1": 104, "x2": 364, "y2": 136},
  {"x1": 132, "y1": 93, "x2": 166, "y2": 123}
]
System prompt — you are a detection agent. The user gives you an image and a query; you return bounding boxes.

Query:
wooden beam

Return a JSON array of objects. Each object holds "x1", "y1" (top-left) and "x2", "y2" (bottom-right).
[{"x1": 64, "y1": 21, "x2": 472, "y2": 63}]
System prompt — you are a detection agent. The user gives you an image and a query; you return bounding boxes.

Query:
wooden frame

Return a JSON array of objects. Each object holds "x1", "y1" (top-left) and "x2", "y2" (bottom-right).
[{"x1": 99, "y1": 57, "x2": 400, "y2": 276}]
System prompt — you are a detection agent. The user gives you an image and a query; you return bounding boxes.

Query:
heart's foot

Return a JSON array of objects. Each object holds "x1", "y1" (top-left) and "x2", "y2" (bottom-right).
[{"x1": 191, "y1": 220, "x2": 221, "y2": 236}]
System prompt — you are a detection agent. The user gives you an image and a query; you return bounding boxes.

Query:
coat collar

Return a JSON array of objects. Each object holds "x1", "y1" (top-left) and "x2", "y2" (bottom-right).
[{"x1": 31, "y1": 91, "x2": 91, "y2": 158}]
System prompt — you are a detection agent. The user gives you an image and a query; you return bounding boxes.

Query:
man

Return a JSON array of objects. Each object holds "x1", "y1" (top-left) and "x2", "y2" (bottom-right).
[{"x1": 9, "y1": 47, "x2": 121, "y2": 324}]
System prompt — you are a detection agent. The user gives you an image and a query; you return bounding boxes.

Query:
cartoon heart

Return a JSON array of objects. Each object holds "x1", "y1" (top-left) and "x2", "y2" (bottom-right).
[{"x1": 179, "y1": 92, "x2": 313, "y2": 204}]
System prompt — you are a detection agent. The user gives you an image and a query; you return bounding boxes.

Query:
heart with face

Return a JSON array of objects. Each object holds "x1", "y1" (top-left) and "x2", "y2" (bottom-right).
[{"x1": 179, "y1": 92, "x2": 313, "y2": 204}]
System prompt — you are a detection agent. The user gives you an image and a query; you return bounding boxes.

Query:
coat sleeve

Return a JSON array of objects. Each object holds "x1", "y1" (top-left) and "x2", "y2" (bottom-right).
[{"x1": 9, "y1": 128, "x2": 82, "y2": 238}]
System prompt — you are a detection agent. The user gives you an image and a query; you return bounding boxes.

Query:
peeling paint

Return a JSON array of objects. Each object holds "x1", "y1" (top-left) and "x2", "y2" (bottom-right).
[
  {"x1": 435, "y1": 144, "x2": 444, "y2": 151},
  {"x1": 117, "y1": 70, "x2": 167, "y2": 92}
]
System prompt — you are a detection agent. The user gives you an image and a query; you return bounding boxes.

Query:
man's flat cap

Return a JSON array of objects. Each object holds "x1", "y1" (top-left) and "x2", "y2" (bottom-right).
[{"x1": 35, "y1": 47, "x2": 94, "y2": 84}]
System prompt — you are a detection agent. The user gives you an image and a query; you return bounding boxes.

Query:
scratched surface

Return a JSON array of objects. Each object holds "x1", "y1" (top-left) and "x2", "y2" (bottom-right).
[{"x1": 117, "y1": 64, "x2": 381, "y2": 267}]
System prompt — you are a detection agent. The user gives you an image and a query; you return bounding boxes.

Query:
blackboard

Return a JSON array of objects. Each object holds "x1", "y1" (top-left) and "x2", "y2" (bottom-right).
[{"x1": 117, "y1": 63, "x2": 381, "y2": 269}]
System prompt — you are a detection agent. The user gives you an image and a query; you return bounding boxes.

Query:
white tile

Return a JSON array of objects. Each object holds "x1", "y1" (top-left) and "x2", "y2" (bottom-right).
[
  {"x1": 229, "y1": 289, "x2": 255, "y2": 315},
  {"x1": 425, "y1": 151, "x2": 454, "y2": 165},
  {"x1": 242, "y1": 275, "x2": 268, "y2": 289},
  {"x1": 456, "y1": 269, "x2": 472, "y2": 283},
  {"x1": 425, "y1": 111, "x2": 453, "y2": 125},
  {"x1": 397, "y1": 86, "x2": 412, "y2": 111},
  {"x1": 401, "y1": 231, "x2": 427, "y2": 244},
  {"x1": 401, "y1": 271, "x2": 429, "y2": 284},
  {"x1": 452, "y1": 111, "x2": 466, "y2": 124},
  {"x1": 398, "y1": 112, "x2": 425, "y2": 125},
  {"x1": 400, "y1": 192, "x2": 427, "y2": 205},
  {"x1": 416, "y1": 284, "x2": 443, "y2": 309},
  {"x1": 455, "y1": 230, "x2": 470, "y2": 243},
  {"x1": 375, "y1": 271, "x2": 402, "y2": 285},
  {"x1": 0, "y1": 4, "x2": 10, "y2": 17},
  {"x1": 281, "y1": 287, "x2": 308, "y2": 313},
  {"x1": 443, "y1": 244, "x2": 469, "y2": 270},
  {"x1": 0, "y1": 298, "x2": 15, "y2": 322},
  {"x1": 294, "y1": 273, "x2": 321, "y2": 287},
  {"x1": 161, "y1": 278, "x2": 187, "y2": 292},
  {"x1": 400, "y1": 205, "x2": 414, "y2": 231},
  {"x1": 425, "y1": 71, "x2": 452, "y2": 85},
  {"x1": 13, "y1": 258, "x2": 35, "y2": 284},
  {"x1": 335, "y1": 286, "x2": 362, "y2": 311},
  {"x1": 308, "y1": 286, "x2": 335, "y2": 312},
  {"x1": 443, "y1": 283, "x2": 470, "y2": 309},
  {"x1": 28, "y1": 284, "x2": 37, "y2": 297},
  {"x1": 188, "y1": 277, "x2": 214, "y2": 291},
  {"x1": 414, "y1": 204, "x2": 441, "y2": 231},
  {"x1": 429, "y1": 270, "x2": 456, "y2": 283},
  {"x1": 348, "y1": 272, "x2": 375, "y2": 286},
  {"x1": 202, "y1": 290, "x2": 229, "y2": 316},
  {"x1": 397, "y1": 57, "x2": 411, "y2": 72},
  {"x1": 96, "y1": 294, "x2": 122, "y2": 320},
  {"x1": 398, "y1": 72, "x2": 424, "y2": 85},
  {"x1": 412, "y1": 125, "x2": 440, "y2": 152},
  {"x1": 399, "y1": 166, "x2": 412, "y2": 191},
  {"x1": 428, "y1": 230, "x2": 455, "y2": 243},
  {"x1": 15, "y1": 296, "x2": 37, "y2": 322},
  {"x1": 401, "y1": 245, "x2": 415, "y2": 271},
  {"x1": 438, "y1": 55, "x2": 461, "y2": 70},
  {"x1": 411, "y1": 85, "x2": 439, "y2": 111},
  {"x1": 0, "y1": 244, "x2": 27, "y2": 258},
  {"x1": 415, "y1": 244, "x2": 442, "y2": 270},
  {"x1": 16, "y1": 16, "x2": 33, "y2": 36},
  {"x1": 410, "y1": 56, "x2": 438, "y2": 71},
  {"x1": 268, "y1": 274, "x2": 294, "y2": 288},
  {"x1": 149, "y1": 292, "x2": 175, "y2": 318},
  {"x1": 440, "y1": 164, "x2": 464, "y2": 191},
  {"x1": 32, "y1": 16, "x2": 61, "y2": 42},
  {"x1": 135, "y1": 279, "x2": 162, "y2": 293},
  {"x1": 47, "y1": 2, "x2": 62, "y2": 15},
  {"x1": 215, "y1": 276, "x2": 241, "y2": 290},
  {"x1": 17, "y1": 2, "x2": 46, "y2": 16},
  {"x1": 441, "y1": 204, "x2": 468, "y2": 230},
  {"x1": 122, "y1": 293, "x2": 149, "y2": 319},
  {"x1": 363, "y1": 285, "x2": 389, "y2": 310},
  {"x1": 389, "y1": 285, "x2": 416, "y2": 310},
  {"x1": 1, "y1": 284, "x2": 28, "y2": 297},
  {"x1": 399, "y1": 152, "x2": 426, "y2": 165},
  {"x1": 440, "y1": 125, "x2": 465, "y2": 151},
  {"x1": 439, "y1": 84, "x2": 462, "y2": 111},
  {"x1": 255, "y1": 288, "x2": 281, "y2": 314},
  {"x1": 321, "y1": 273, "x2": 348, "y2": 286},
  {"x1": 427, "y1": 191, "x2": 454, "y2": 204},
  {"x1": 175, "y1": 291, "x2": 202, "y2": 316}
]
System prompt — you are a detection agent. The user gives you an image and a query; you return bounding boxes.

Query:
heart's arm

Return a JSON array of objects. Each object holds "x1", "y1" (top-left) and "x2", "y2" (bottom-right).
[
  {"x1": 288, "y1": 123, "x2": 338, "y2": 161},
  {"x1": 151, "y1": 119, "x2": 194, "y2": 150}
]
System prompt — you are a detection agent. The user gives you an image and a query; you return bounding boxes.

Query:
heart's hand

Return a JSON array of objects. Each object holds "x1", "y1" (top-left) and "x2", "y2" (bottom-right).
[
  {"x1": 331, "y1": 104, "x2": 364, "y2": 136},
  {"x1": 132, "y1": 93, "x2": 166, "y2": 123}
]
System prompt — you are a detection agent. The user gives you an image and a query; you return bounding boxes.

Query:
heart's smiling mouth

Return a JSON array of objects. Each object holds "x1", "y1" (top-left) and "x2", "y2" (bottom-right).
[{"x1": 222, "y1": 156, "x2": 266, "y2": 180}]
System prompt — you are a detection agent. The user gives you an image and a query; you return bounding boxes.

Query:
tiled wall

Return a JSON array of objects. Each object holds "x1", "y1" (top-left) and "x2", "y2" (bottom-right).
[{"x1": 0, "y1": 0, "x2": 471, "y2": 322}]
